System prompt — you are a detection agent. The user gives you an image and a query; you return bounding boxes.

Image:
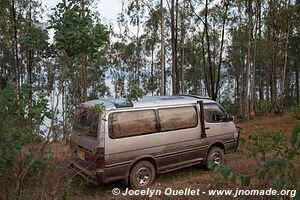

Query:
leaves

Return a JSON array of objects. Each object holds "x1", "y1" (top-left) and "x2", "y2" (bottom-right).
[
  {"x1": 91, "y1": 103, "x2": 106, "y2": 116},
  {"x1": 126, "y1": 84, "x2": 145, "y2": 102},
  {"x1": 211, "y1": 125, "x2": 299, "y2": 190},
  {"x1": 239, "y1": 174, "x2": 251, "y2": 187},
  {"x1": 290, "y1": 125, "x2": 300, "y2": 148},
  {"x1": 49, "y1": 0, "x2": 109, "y2": 58},
  {"x1": 209, "y1": 162, "x2": 251, "y2": 187}
]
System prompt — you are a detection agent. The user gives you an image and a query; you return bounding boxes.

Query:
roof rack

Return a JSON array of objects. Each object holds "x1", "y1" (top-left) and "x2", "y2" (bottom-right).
[
  {"x1": 174, "y1": 94, "x2": 211, "y2": 100},
  {"x1": 102, "y1": 99, "x2": 133, "y2": 108}
]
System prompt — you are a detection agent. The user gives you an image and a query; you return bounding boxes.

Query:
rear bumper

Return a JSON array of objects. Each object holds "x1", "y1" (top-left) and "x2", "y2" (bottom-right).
[{"x1": 69, "y1": 158, "x2": 104, "y2": 184}]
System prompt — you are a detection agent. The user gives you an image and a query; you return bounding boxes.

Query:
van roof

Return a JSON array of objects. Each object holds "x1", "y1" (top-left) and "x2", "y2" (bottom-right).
[{"x1": 82, "y1": 95, "x2": 215, "y2": 110}]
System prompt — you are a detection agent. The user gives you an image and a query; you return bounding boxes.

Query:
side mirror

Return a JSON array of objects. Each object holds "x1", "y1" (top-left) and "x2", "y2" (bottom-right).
[
  {"x1": 228, "y1": 115, "x2": 234, "y2": 121},
  {"x1": 219, "y1": 115, "x2": 229, "y2": 122}
]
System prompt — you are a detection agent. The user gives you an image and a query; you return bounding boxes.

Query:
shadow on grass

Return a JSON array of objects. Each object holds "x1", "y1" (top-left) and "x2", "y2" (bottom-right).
[{"x1": 67, "y1": 164, "x2": 208, "y2": 196}]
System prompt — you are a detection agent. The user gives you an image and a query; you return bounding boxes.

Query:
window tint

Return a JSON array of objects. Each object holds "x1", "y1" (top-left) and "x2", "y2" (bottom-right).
[
  {"x1": 203, "y1": 103, "x2": 227, "y2": 123},
  {"x1": 110, "y1": 110, "x2": 157, "y2": 138},
  {"x1": 73, "y1": 108, "x2": 99, "y2": 137},
  {"x1": 158, "y1": 106, "x2": 198, "y2": 131}
]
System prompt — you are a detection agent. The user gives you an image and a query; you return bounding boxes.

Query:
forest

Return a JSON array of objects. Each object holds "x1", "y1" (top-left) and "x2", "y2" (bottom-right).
[{"x1": 0, "y1": 0, "x2": 299, "y2": 199}]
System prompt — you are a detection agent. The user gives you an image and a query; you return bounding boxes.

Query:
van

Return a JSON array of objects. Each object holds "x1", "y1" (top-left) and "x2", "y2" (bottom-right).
[{"x1": 69, "y1": 95, "x2": 240, "y2": 189}]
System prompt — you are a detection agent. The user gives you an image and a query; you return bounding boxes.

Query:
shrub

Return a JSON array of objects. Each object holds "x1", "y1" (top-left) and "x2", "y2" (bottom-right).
[
  {"x1": 210, "y1": 125, "x2": 300, "y2": 193},
  {"x1": 220, "y1": 97, "x2": 239, "y2": 115},
  {"x1": 256, "y1": 101, "x2": 272, "y2": 115},
  {"x1": 291, "y1": 103, "x2": 300, "y2": 120},
  {"x1": 0, "y1": 82, "x2": 52, "y2": 199}
]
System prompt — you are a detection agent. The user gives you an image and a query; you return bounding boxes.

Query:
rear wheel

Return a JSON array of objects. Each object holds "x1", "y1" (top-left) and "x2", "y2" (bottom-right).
[
  {"x1": 205, "y1": 146, "x2": 224, "y2": 169},
  {"x1": 129, "y1": 161, "x2": 155, "y2": 189}
]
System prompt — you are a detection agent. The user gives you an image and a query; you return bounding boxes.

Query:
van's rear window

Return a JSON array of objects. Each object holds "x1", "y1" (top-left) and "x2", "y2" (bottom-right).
[{"x1": 73, "y1": 108, "x2": 99, "y2": 137}]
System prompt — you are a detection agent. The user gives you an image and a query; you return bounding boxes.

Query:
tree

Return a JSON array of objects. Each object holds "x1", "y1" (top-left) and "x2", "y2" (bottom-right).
[
  {"x1": 49, "y1": 0, "x2": 109, "y2": 137},
  {"x1": 160, "y1": 0, "x2": 165, "y2": 95}
]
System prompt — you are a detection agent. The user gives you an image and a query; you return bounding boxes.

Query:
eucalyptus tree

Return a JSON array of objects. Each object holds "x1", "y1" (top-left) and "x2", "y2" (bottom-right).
[
  {"x1": 142, "y1": 5, "x2": 161, "y2": 95},
  {"x1": 49, "y1": 0, "x2": 109, "y2": 137}
]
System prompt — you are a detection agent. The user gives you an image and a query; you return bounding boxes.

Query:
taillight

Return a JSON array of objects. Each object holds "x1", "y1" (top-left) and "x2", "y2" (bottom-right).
[{"x1": 84, "y1": 148, "x2": 104, "y2": 164}]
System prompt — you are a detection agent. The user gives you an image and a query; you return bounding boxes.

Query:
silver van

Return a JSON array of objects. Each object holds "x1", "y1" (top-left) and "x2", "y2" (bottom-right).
[{"x1": 69, "y1": 95, "x2": 240, "y2": 189}]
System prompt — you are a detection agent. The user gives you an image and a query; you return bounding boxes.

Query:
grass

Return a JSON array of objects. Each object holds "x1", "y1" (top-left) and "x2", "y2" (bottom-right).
[{"x1": 13, "y1": 112, "x2": 300, "y2": 200}]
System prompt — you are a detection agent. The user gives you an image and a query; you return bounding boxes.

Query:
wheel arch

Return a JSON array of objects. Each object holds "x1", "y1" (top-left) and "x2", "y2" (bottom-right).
[
  {"x1": 203, "y1": 141, "x2": 225, "y2": 167},
  {"x1": 208, "y1": 141, "x2": 225, "y2": 152},
  {"x1": 123, "y1": 155, "x2": 158, "y2": 185}
]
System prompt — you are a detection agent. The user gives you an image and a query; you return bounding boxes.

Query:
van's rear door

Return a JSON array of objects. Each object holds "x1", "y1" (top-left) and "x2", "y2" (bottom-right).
[{"x1": 70, "y1": 107, "x2": 104, "y2": 165}]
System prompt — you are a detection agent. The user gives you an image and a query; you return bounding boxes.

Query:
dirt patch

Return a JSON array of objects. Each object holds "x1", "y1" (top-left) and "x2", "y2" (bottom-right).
[
  {"x1": 237, "y1": 112, "x2": 297, "y2": 136},
  {"x1": 49, "y1": 141, "x2": 70, "y2": 162}
]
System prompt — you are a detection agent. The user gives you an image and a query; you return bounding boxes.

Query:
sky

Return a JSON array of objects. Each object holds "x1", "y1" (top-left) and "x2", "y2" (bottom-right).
[{"x1": 42, "y1": 0, "x2": 123, "y2": 21}]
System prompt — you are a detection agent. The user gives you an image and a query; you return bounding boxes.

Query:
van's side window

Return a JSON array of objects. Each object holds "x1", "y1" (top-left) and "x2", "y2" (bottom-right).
[
  {"x1": 110, "y1": 110, "x2": 157, "y2": 138},
  {"x1": 203, "y1": 103, "x2": 227, "y2": 123},
  {"x1": 158, "y1": 106, "x2": 198, "y2": 131}
]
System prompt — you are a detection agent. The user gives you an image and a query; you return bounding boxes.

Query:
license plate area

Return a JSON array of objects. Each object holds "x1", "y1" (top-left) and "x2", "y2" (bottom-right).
[{"x1": 78, "y1": 149, "x2": 85, "y2": 160}]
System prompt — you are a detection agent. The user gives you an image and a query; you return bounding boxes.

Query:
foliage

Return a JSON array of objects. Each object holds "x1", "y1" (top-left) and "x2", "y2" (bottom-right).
[
  {"x1": 220, "y1": 97, "x2": 239, "y2": 115},
  {"x1": 0, "y1": 81, "x2": 52, "y2": 199},
  {"x1": 248, "y1": 126, "x2": 299, "y2": 190},
  {"x1": 291, "y1": 103, "x2": 300, "y2": 120},
  {"x1": 126, "y1": 84, "x2": 145, "y2": 102},
  {"x1": 48, "y1": 0, "x2": 109, "y2": 57},
  {"x1": 48, "y1": 0, "x2": 110, "y2": 140},
  {"x1": 256, "y1": 101, "x2": 272, "y2": 115},
  {"x1": 91, "y1": 103, "x2": 106, "y2": 116},
  {"x1": 23, "y1": 148, "x2": 53, "y2": 184},
  {"x1": 60, "y1": 180, "x2": 73, "y2": 200},
  {"x1": 209, "y1": 163, "x2": 251, "y2": 187},
  {"x1": 19, "y1": 25, "x2": 49, "y2": 57},
  {"x1": 210, "y1": 125, "x2": 300, "y2": 192}
]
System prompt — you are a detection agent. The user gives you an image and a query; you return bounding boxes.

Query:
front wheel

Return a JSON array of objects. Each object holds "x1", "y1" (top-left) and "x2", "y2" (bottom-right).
[
  {"x1": 205, "y1": 146, "x2": 224, "y2": 169},
  {"x1": 129, "y1": 161, "x2": 155, "y2": 189}
]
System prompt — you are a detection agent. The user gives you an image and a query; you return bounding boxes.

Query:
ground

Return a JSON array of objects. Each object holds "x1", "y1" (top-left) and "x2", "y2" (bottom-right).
[{"x1": 25, "y1": 112, "x2": 300, "y2": 200}]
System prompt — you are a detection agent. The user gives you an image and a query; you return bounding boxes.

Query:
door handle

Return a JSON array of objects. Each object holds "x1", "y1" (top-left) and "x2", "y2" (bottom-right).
[{"x1": 205, "y1": 127, "x2": 210, "y2": 130}]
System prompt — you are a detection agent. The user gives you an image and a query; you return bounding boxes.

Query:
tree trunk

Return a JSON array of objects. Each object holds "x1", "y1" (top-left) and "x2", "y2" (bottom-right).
[
  {"x1": 235, "y1": 75, "x2": 239, "y2": 103},
  {"x1": 280, "y1": 20, "x2": 290, "y2": 108},
  {"x1": 215, "y1": 0, "x2": 228, "y2": 100},
  {"x1": 171, "y1": 0, "x2": 178, "y2": 94},
  {"x1": 296, "y1": 55, "x2": 300, "y2": 103},
  {"x1": 250, "y1": 1, "x2": 259, "y2": 116},
  {"x1": 258, "y1": 0, "x2": 263, "y2": 107},
  {"x1": 11, "y1": 0, "x2": 20, "y2": 90},
  {"x1": 160, "y1": 0, "x2": 165, "y2": 95},
  {"x1": 204, "y1": 0, "x2": 214, "y2": 99},
  {"x1": 171, "y1": 0, "x2": 175, "y2": 94},
  {"x1": 82, "y1": 55, "x2": 88, "y2": 101},
  {"x1": 175, "y1": 0, "x2": 179, "y2": 93},
  {"x1": 151, "y1": 43, "x2": 154, "y2": 96},
  {"x1": 244, "y1": 0, "x2": 252, "y2": 119},
  {"x1": 180, "y1": 0, "x2": 186, "y2": 94},
  {"x1": 61, "y1": 54, "x2": 67, "y2": 140},
  {"x1": 201, "y1": 30, "x2": 210, "y2": 96},
  {"x1": 26, "y1": 0, "x2": 34, "y2": 130},
  {"x1": 270, "y1": 22, "x2": 278, "y2": 113}
]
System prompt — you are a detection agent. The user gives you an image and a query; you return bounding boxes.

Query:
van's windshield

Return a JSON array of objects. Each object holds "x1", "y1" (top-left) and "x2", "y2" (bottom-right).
[{"x1": 73, "y1": 108, "x2": 99, "y2": 138}]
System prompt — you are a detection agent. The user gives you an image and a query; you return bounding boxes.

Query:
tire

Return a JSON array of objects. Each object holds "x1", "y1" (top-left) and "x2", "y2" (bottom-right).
[
  {"x1": 129, "y1": 161, "x2": 155, "y2": 189},
  {"x1": 205, "y1": 146, "x2": 224, "y2": 169}
]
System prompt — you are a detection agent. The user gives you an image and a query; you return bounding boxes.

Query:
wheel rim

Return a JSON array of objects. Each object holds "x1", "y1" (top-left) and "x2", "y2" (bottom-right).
[
  {"x1": 211, "y1": 152, "x2": 222, "y2": 165},
  {"x1": 136, "y1": 167, "x2": 151, "y2": 186}
]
